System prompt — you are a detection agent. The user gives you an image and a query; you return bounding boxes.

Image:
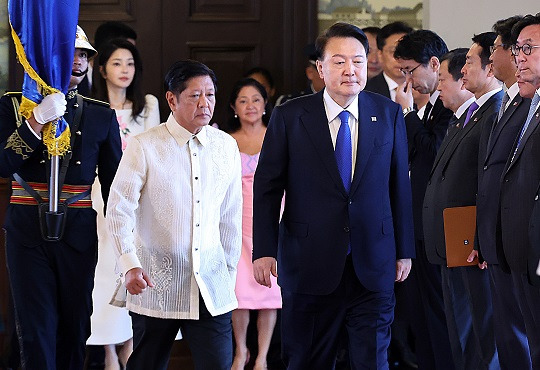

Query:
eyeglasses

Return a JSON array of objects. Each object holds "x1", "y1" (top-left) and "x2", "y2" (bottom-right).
[
  {"x1": 400, "y1": 63, "x2": 422, "y2": 76},
  {"x1": 489, "y1": 44, "x2": 507, "y2": 54},
  {"x1": 511, "y1": 43, "x2": 540, "y2": 56}
]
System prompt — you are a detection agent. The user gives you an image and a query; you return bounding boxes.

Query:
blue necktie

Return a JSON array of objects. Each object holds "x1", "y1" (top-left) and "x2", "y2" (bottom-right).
[
  {"x1": 463, "y1": 101, "x2": 479, "y2": 127},
  {"x1": 497, "y1": 92, "x2": 510, "y2": 122},
  {"x1": 335, "y1": 110, "x2": 352, "y2": 193},
  {"x1": 512, "y1": 93, "x2": 540, "y2": 162}
]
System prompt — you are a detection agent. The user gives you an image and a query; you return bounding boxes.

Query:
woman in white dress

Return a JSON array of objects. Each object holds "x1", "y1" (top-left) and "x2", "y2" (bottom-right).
[{"x1": 87, "y1": 38, "x2": 160, "y2": 370}]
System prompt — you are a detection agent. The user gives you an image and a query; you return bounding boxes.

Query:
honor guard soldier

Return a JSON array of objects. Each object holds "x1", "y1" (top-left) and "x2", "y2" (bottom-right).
[{"x1": 0, "y1": 26, "x2": 122, "y2": 370}]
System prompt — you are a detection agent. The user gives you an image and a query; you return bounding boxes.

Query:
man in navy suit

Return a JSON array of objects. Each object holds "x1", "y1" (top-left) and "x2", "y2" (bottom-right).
[
  {"x1": 424, "y1": 32, "x2": 502, "y2": 370},
  {"x1": 364, "y1": 22, "x2": 412, "y2": 101},
  {"x1": 252, "y1": 22, "x2": 414, "y2": 369},
  {"x1": 475, "y1": 16, "x2": 532, "y2": 370},
  {"x1": 501, "y1": 13, "x2": 540, "y2": 368},
  {"x1": 393, "y1": 29, "x2": 455, "y2": 370}
]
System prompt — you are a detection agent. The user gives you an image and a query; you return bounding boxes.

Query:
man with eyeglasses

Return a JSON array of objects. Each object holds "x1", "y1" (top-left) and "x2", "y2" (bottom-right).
[
  {"x1": 393, "y1": 29, "x2": 455, "y2": 370},
  {"x1": 499, "y1": 13, "x2": 540, "y2": 368},
  {"x1": 363, "y1": 21, "x2": 417, "y2": 369},
  {"x1": 475, "y1": 16, "x2": 533, "y2": 370},
  {"x1": 424, "y1": 31, "x2": 502, "y2": 370},
  {"x1": 364, "y1": 21, "x2": 412, "y2": 101}
]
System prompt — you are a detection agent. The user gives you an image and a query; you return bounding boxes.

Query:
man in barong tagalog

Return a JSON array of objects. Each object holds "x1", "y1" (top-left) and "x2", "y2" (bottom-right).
[{"x1": 0, "y1": 25, "x2": 122, "y2": 370}]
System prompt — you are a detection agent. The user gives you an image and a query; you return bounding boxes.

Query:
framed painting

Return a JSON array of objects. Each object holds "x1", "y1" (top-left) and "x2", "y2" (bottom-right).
[{"x1": 318, "y1": 0, "x2": 422, "y2": 32}]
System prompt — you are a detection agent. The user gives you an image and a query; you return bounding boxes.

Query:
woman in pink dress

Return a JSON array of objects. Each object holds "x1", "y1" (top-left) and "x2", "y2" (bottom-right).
[{"x1": 228, "y1": 78, "x2": 282, "y2": 370}]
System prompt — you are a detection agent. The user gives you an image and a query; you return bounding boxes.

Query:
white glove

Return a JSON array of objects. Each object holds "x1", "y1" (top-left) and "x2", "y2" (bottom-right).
[{"x1": 33, "y1": 93, "x2": 67, "y2": 125}]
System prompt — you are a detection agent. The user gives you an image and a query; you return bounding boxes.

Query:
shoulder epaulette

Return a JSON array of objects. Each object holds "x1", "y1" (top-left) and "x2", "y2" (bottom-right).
[
  {"x1": 3, "y1": 91, "x2": 22, "y2": 97},
  {"x1": 81, "y1": 95, "x2": 110, "y2": 107}
]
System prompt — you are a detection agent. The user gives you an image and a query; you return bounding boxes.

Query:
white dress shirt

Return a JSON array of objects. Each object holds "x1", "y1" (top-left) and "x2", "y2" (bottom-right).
[
  {"x1": 467, "y1": 87, "x2": 502, "y2": 117},
  {"x1": 456, "y1": 97, "x2": 476, "y2": 120},
  {"x1": 382, "y1": 72, "x2": 399, "y2": 102},
  {"x1": 323, "y1": 89, "x2": 359, "y2": 177},
  {"x1": 107, "y1": 113, "x2": 242, "y2": 319}
]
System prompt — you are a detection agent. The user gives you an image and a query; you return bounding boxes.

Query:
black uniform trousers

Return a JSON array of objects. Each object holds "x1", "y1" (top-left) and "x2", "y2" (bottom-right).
[{"x1": 6, "y1": 232, "x2": 97, "y2": 370}]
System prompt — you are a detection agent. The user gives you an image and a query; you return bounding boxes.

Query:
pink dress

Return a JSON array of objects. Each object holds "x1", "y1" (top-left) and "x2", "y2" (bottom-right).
[{"x1": 235, "y1": 152, "x2": 282, "y2": 309}]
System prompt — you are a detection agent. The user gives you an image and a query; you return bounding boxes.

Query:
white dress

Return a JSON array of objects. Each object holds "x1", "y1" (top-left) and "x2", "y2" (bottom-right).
[{"x1": 87, "y1": 94, "x2": 161, "y2": 345}]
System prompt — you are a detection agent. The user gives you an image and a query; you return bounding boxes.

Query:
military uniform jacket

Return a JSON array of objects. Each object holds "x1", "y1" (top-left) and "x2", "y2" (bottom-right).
[{"x1": 0, "y1": 92, "x2": 122, "y2": 251}]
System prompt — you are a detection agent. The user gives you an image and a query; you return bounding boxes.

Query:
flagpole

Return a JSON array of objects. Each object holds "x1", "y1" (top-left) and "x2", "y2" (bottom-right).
[{"x1": 49, "y1": 154, "x2": 59, "y2": 213}]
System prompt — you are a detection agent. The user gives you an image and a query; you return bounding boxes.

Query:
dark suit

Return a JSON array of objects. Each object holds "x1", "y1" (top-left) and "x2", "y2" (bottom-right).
[
  {"x1": 404, "y1": 96, "x2": 455, "y2": 369},
  {"x1": 477, "y1": 91, "x2": 531, "y2": 369},
  {"x1": 364, "y1": 72, "x2": 392, "y2": 99},
  {"x1": 423, "y1": 91, "x2": 502, "y2": 370},
  {"x1": 500, "y1": 98, "x2": 540, "y2": 368},
  {"x1": 253, "y1": 90, "x2": 414, "y2": 369},
  {"x1": 0, "y1": 92, "x2": 122, "y2": 370}
]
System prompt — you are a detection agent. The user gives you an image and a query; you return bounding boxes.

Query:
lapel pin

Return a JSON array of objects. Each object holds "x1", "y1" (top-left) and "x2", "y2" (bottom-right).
[
  {"x1": 430, "y1": 115, "x2": 434, "y2": 120},
  {"x1": 513, "y1": 102, "x2": 518, "y2": 106},
  {"x1": 474, "y1": 118, "x2": 478, "y2": 122},
  {"x1": 371, "y1": 116, "x2": 377, "y2": 122}
]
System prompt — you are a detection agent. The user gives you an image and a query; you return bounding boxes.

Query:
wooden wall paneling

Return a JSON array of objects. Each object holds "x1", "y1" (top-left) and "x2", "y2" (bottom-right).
[
  {"x1": 188, "y1": 42, "x2": 258, "y2": 127},
  {"x1": 189, "y1": 0, "x2": 260, "y2": 21},
  {"x1": 161, "y1": 0, "x2": 318, "y2": 126},
  {"x1": 79, "y1": 0, "x2": 134, "y2": 22}
]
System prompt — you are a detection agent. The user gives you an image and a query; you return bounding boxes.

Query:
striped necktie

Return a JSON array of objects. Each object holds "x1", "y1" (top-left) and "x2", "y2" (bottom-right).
[
  {"x1": 511, "y1": 93, "x2": 540, "y2": 162},
  {"x1": 497, "y1": 92, "x2": 510, "y2": 122}
]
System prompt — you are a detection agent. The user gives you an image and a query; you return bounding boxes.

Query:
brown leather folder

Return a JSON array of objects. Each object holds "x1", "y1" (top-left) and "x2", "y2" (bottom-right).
[{"x1": 443, "y1": 206, "x2": 478, "y2": 268}]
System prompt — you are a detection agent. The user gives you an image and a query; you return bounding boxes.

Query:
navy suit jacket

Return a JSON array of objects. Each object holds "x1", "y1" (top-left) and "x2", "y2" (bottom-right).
[
  {"x1": 364, "y1": 73, "x2": 391, "y2": 99},
  {"x1": 0, "y1": 93, "x2": 122, "y2": 252},
  {"x1": 252, "y1": 90, "x2": 415, "y2": 294},
  {"x1": 477, "y1": 93, "x2": 530, "y2": 264},
  {"x1": 500, "y1": 101, "x2": 540, "y2": 275},
  {"x1": 423, "y1": 91, "x2": 502, "y2": 264},
  {"x1": 407, "y1": 98, "x2": 453, "y2": 241}
]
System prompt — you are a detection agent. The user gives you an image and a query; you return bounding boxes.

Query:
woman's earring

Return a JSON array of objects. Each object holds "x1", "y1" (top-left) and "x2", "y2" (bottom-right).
[
  {"x1": 263, "y1": 111, "x2": 266, "y2": 115},
  {"x1": 234, "y1": 114, "x2": 238, "y2": 118}
]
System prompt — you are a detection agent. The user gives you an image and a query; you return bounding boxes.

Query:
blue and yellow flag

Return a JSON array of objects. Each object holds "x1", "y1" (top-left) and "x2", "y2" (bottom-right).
[{"x1": 8, "y1": 0, "x2": 80, "y2": 156}]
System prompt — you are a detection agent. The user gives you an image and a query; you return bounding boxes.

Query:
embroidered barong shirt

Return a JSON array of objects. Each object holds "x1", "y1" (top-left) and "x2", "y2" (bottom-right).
[{"x1": 107, "y1": 113, "x2": 242, "y2": 319}]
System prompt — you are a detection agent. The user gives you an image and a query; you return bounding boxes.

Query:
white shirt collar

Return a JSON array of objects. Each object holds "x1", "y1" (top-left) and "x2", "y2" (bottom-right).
[
  {"x1": 429, "y1": 90, "x2": 440, "y2": 106},
  {"x1": 165, "y1": 113, "x2": 208, "y2": 147},
  {"x1": 382, "y1": 72, "x2": 399, "y2": 92},
  {"x1": 505, "y1": 82, "x2": 520, "y2": 102},
  {"x1": 475, "y1": 87, "x2": 502, "y2": 109},
  {"x1": 456, "y1": 97, "x2": 476, "y2": 119},
  {"x1": 322, "y1": 89, "x2": 359, "y2": 123}
]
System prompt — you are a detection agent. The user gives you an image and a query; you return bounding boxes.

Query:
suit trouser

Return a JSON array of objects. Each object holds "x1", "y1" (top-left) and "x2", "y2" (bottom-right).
[
  {"x1": 511, "y1": 272, "x2": 540, "y2": 369},
  {"x1": 5, "y1": 233, "x2": 97, "y2": 370},
  {"x1": 441, "y1": 266, "x2": 498, "y2": 370},
  {"x1": 405, "y1": 239, "x2": 454, "y2": 370},
  {"x1": 127, "y1": 295, "x2": 233, "y2": 370},
  {"x1": 489, "y1": 265, "x2": 531, "y2": 369},
  {"x1": 281, "y1": 256, "x2": 395, "y2": 370}
]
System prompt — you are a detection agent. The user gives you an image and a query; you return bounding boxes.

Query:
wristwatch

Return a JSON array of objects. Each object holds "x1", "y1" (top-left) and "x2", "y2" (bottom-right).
[{"x1": 402, "y1": 106, "x2": 415, "y2": 116}]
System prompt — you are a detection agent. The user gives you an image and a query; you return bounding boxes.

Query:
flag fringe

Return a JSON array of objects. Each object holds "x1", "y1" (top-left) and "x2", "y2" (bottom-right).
[{"x1": 10, "y1": 22, "x2": 71, "y2": 156}]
